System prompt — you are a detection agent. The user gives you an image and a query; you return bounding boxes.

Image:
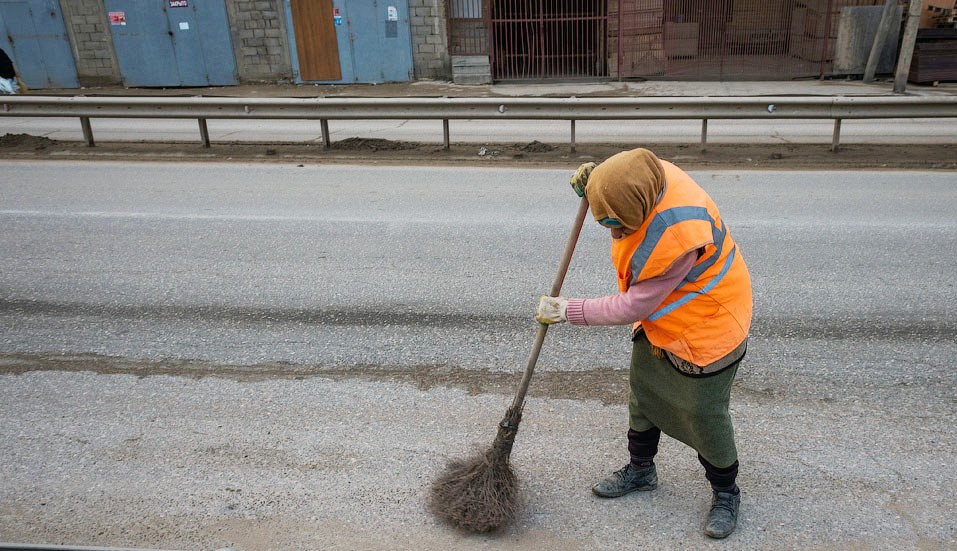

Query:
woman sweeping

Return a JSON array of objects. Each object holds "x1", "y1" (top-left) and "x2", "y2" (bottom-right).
[{"x1": 537, "y1": 148, "x2": 752, "y2": 539}]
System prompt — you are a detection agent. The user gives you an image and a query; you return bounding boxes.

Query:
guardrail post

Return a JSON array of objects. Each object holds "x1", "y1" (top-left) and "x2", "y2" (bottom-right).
[
  {"x1": 831, "y1": 118, "x2": 842, "y2": 152},
  {"x1": 701, "y1": 119, "x2": 708, "y2": 152},
  {"x1": 443, "y1": 119, "x2": 450, "y2": 150},
  {"x1": 80, "y1": 117, "x2": 94, "y2": 147},
  {"x1": 570, "y1": 120, "x2": 576, "y2": 154},
  {"x1": 320, "y1": 119, "x2": 330, "y2": 149},
  {"x1": 198, "y1": 118, "x2": 210, "y2": 148}
]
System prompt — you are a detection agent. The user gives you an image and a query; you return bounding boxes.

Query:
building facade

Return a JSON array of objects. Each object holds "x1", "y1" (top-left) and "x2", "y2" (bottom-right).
[{"x1": 0, "y1": 0, "x2": 945, "y2": 89}]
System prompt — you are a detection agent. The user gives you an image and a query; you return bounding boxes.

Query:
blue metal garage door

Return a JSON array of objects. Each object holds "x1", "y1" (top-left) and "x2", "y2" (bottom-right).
[
  {"x1": 0, "y1": 0, "x2": 79, "y2": 89},
  {"x1": 284, "y1": 0, "x2": 413, "y2": 84},
  {"x1": 104, "y1": 0, "x2": 237, "y2": 87}
]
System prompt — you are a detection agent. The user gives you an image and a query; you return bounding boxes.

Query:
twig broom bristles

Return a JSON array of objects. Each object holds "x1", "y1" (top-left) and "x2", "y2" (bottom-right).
[{"x1": 429, "y1": 197, "x2": 590, "y2": 532}]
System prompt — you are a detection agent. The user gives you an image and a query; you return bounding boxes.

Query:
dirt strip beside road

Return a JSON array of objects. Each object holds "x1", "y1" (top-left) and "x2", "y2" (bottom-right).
[{"x1": 2, "y1": 134, "x2": 956, "y2": 170}]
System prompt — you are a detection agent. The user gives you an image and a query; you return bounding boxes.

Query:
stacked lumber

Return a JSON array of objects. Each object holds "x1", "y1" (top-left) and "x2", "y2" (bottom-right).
[
  {"x1": 920, "y1": 1, "x2": 957, "y2": 28},
  {"x1": 909, "y1": 28, "x2": 957, "y2": 83},
  {"x1": 926, "y1": 5, "x2": 956, "y2": 28}
]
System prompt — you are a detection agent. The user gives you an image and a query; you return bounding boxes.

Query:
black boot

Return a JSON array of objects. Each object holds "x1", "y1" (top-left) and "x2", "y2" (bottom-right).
[
  {"x1": 698, "y1": 454, "x2": 740, "y2": 538},
  {"x1": 591, "y1": 463, "x2": 658, "y2": 497},
  {"x1": 705, "y1": 490, "x2": 740, "y2": 539},
  {"x1": 592, "y1": 428, "x2": 660, "y2": 498}
]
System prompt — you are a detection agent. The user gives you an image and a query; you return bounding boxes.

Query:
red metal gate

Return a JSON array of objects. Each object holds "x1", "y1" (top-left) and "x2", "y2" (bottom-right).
[
  {"x1": 445, "y1": 0, "x2": 609, "y2": 80},
  {"x1": 447, "y1": 0, "x2": 490, "y2": 59},
  {"x1": 447, "y1": 0, "x2": 894, "y2": 81},
  {"x1": 489, "y1": 0, "x2": 608, "y2": 80}
]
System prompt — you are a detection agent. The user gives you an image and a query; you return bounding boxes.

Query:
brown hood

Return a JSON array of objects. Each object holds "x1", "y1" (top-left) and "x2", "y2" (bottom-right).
[{"x1": 585, "y1": 148, "x2": 665, "y2": 230}]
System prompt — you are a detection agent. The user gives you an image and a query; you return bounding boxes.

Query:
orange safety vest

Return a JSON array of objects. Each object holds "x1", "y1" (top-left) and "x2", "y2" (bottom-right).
[{"x1": 610, "y1": 160, "x2": 752, "y2": 366}]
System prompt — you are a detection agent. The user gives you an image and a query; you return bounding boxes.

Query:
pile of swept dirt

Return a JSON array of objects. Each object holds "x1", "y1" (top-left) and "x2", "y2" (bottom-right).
[
  {"x1": 520, "y1": 140, "x2": 556, "y2": 152},
  {"x1": 0, "y1": 133, "x2": 58, "y2": 149},
  {"x1": 330, "y1": 137, "x2": 417, "y2": 151}
]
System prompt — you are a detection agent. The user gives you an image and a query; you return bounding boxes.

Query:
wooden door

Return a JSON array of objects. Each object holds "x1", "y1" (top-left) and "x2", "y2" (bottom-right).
[{"x1": 290, "y1": 0, "x2": 341, "y2": 80}]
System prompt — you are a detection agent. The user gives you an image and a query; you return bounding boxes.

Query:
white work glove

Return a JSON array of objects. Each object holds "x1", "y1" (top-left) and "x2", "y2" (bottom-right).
[{"x1": 536, "y1": 295, "x2": 568, "y2": 325}]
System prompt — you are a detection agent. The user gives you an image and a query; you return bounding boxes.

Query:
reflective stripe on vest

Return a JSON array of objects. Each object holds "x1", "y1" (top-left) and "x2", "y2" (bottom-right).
[
  {"x1": 626, "y1": 204, "x2": 731, "y2": 288},
  {"x1": 649, "y1": 244, "x2": 736, "y2": 321}
]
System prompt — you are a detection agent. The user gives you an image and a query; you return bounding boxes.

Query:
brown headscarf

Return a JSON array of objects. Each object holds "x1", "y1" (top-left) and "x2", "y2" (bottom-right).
[{"x1": 585, "y1": 148, "x2": 666, "y2": 230}]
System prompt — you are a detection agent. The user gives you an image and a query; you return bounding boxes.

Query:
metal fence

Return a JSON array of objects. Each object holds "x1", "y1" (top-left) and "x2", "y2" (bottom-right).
[{"x1": 448, "y1": 0, "x2": 897, "y2": 81}]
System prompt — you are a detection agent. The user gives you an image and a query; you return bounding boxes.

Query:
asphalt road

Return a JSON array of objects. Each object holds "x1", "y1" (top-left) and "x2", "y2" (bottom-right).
[{"x1": 1, "y1": 161, "x2": 955, "y2": 550}]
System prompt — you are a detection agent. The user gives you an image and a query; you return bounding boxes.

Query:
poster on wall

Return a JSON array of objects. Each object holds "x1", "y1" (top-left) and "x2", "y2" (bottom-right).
[
  {"x1": 386, "y1": 6, "x2": 398, "y2": 38},
  {"x1": 108, "y1": 11, "x2": 126, "y2": 25}
]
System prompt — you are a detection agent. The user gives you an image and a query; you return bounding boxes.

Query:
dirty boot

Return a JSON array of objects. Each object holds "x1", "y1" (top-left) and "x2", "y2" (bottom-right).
[
  {"x1": 591, "y1": 463, "x2": 657, "y2": 498},
  {"x1": 704, "y1": 490, "x2": 740, "y2": 539}
]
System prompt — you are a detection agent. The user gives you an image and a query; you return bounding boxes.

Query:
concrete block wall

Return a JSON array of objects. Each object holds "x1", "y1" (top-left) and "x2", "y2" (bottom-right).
[
  {"x1": 225, "y1": 0, "x2": 293, "y2": 82},
  {"x1": 58, "y1": 0, "x2": 120, "y2": 86},
  {"x1": 409, "y1": 0, "x2": 451, "y2": 79}
]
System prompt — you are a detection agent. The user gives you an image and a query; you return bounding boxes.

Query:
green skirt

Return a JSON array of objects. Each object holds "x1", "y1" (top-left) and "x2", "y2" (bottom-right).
[{"x1": 629, "y1": 332, "x2": 740, "y2": 468}]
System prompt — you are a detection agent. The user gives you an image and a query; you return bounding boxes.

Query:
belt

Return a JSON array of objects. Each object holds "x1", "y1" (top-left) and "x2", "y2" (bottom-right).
[{"x1": 665, "y1": 337, "x2": 748, "y2": 377}]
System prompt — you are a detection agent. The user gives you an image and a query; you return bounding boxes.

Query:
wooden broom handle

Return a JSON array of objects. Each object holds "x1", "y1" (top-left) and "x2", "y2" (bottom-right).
[{"x1": 509, "y1": 196, "x2": 589, "y2": 416}]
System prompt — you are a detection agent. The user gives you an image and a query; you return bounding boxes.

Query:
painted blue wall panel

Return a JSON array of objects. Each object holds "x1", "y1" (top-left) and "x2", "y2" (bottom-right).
[
  {"x1": 281, "y1": 2, "x2": 301, "y2": 83},
  {"x1": 0, "y1": 0, "x2": 79, "y2": 89},
  {"x1": 105, "y1": 1, "x2": 237, "y2": 87},
  {"x1": 331, "y1": 1, "x2": 356, "y2": 83}
]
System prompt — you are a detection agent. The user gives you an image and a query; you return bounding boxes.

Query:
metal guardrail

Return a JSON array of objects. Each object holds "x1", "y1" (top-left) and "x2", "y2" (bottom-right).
[
  {"x1": 3, "y1": 95, "x2": 957, "y2": 152},
  {"x1": 0, "y1": 544, "x2": 181, "y2": 551}
]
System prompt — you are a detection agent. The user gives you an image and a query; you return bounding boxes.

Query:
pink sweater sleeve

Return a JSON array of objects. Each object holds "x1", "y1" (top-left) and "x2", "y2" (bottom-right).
[{"x1": 565, "y1": 251, "x2": 697, "y2": 326}]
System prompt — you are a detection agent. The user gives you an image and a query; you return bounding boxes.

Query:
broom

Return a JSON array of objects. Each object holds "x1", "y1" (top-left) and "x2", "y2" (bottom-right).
[{"x1": 429, "y1": 195, "x2": 590, "y2": 533}]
